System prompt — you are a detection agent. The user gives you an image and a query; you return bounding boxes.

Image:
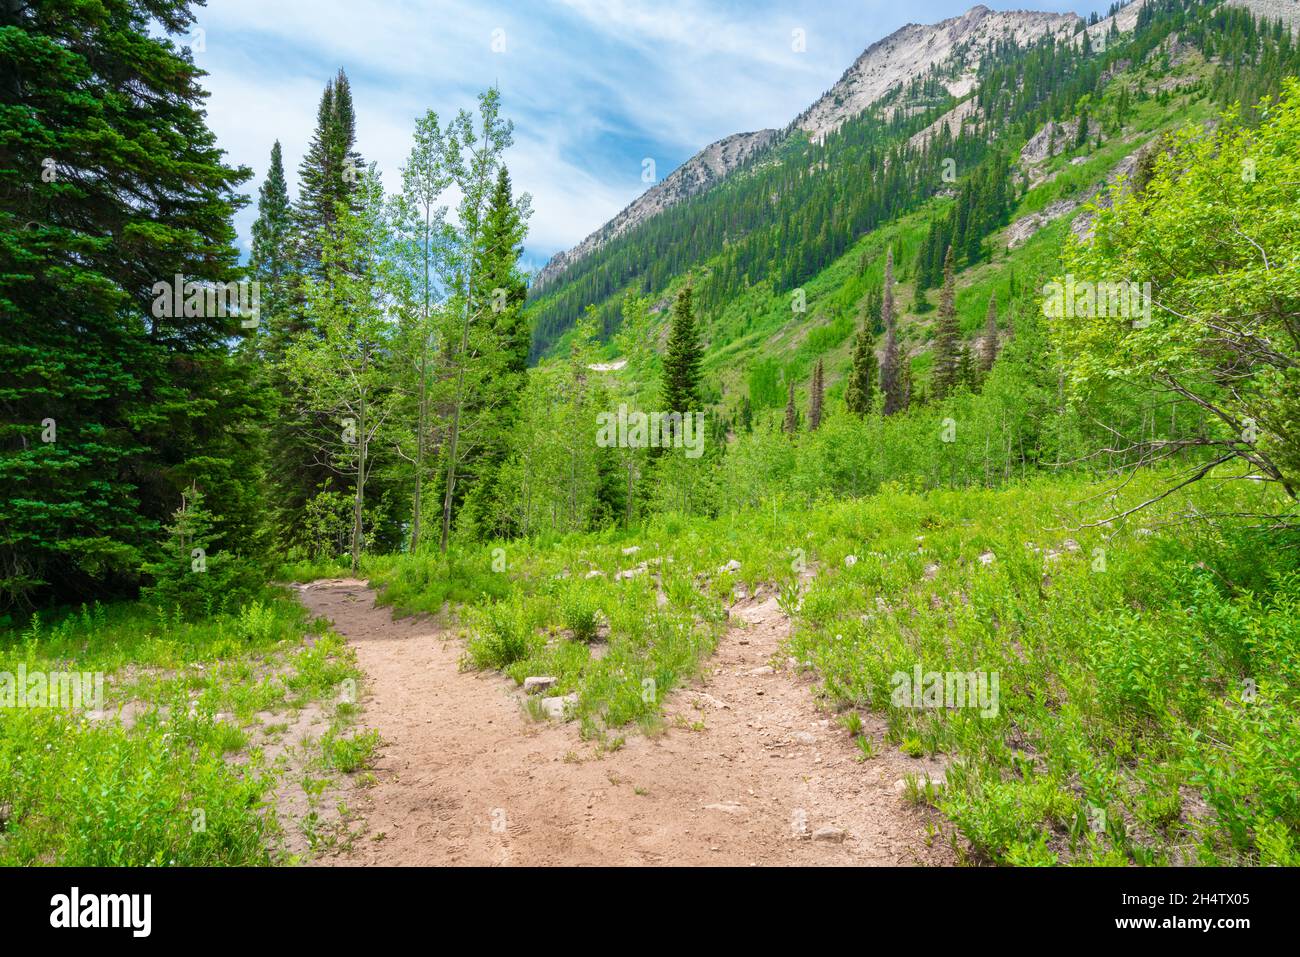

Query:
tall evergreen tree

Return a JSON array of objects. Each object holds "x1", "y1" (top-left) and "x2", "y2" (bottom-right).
[
  {"x1": 250, "y1": 141, "x2": 293, "y2": 352},
  {"x1": 661, "y1": 285, "x2": 703, "y2": 419},
  {"x1": 784, "y1": 380, "x2": 798, "y2": 434},
  {"x1": 459, "y1": 164, "x2": 532, "y2": 538},
  {"x1": 294, "y1": 69, "x2": 364, "y2": 283},
  {"x1": 270, "y1": 71, "x2": 369, "y2": 550},
  {"x1": 844, "y1": 326, "x2": 878, "y2": 417},
  {"x1": 931, "y1": 246, "x2": 961, "y2": 401},
  {"x1": 0, "y1": 0, "x2": 259, "y2": 606}
]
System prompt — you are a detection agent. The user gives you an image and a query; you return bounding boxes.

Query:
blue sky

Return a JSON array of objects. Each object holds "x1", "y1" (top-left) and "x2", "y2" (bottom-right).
[{"x1": 193, "y1": 0, "x2": 1118, "y2": 273}]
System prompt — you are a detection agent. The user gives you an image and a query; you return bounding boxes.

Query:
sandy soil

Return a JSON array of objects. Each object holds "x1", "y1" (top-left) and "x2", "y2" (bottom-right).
[{"x1": 298, "y1": 578, "x2": 954, "y2": 866}]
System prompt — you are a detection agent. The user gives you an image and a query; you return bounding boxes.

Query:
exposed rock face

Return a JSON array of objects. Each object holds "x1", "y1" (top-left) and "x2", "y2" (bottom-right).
[
  {"x1": 1004, "y1": 147, "x2": 1145, "y2": 249},
  {"x1": 907, "y1": 98, "x2": 982, "y2": 152},
  {"x1": 1227, "y1": 0, "x2": 1300, "y2": 32},
  {"x1": 1020, "y1": 119, "x2": 1082, "y2": 168},
  {"x1": 532, "y1": 129, "x2": 778, "y2": 290},
  {"x1": 1005, "y1": 198, "x2": 1080, "y2": 249},
  {"x1": 795, "y1": 5, "x2": 1081, "y2": 143}
]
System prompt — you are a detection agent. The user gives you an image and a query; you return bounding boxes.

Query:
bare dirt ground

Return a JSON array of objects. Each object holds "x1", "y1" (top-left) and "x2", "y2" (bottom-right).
[{"x1": 298, "y1": 578, "x2": 954, "y2": 866}]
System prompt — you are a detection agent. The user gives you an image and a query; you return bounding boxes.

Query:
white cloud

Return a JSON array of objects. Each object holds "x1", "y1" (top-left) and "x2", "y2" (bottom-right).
[{"x1": 191, "y1": 0, "x2": 1119, "y2": 260}]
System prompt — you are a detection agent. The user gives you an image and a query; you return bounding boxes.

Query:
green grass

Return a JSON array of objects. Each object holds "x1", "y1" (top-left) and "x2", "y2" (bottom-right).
[
  {"x1": 0, "y1": 590, "x2": 370, "y2": 865},
  {"x1": 373, "y1": 464, "x2": 1298, "y2": 866},
  {"x1": 779, "y1": 473, "x2": 1299, "y2": 865}
]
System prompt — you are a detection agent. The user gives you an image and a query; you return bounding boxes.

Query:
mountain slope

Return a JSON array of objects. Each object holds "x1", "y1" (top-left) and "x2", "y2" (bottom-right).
[
  {"x1": 533, "y1": 3, "x2": 1108, "y2": 294},
  {"x1": 534, "y1": 129, "x2": 777, "y2": 290},
  {"x1": 528, "y1": 0, "x2": 1298, "y2": 383}
]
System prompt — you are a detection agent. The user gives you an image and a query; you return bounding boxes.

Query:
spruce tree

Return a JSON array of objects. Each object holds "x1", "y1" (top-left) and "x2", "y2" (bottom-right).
[
  {"x1": 809, "y1": 358, "x2": 825, "y2": 431},
  {"x1": 957, "y1": 344, "x2": 977, "y2": 393},
  {"x1": 844, "y1": 326, "x2": 878, "y2": 417},
  {"x1": 474, "y1": 167, "x2": 530, "y2": 376},
  {"x1": 294, "y1": 69, "x2": 364, "y2": 283},
  {"x1": 784, "y1": 380, "x2": 798, "y2": 434},
  {"x1": 273, "y1": 70, "x2": 368, "y2": 549},
  {"x1": 460, "y1": 164, "x2": 531, "y2": 537},
  {"x1": 931, "y1": 246, "x2": 961, "y2": 401},
  {"x1": 661, "y1": 285, "x2": 703, "y2": 419},
  {"x1": 0, "y1": 0, "x2": 258, "y2": 605},
  {"x1": 250, "y1": 141, "x2": 293, "y2": 353}
]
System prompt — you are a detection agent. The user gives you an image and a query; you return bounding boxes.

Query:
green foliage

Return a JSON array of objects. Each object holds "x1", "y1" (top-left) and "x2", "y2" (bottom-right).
[
  {"x1": 139, "y1": 483, "x2": 263, "y2": 620},
  {"x1": 0, "y1": 0, "x2": 263, "y2": 606},
  {"x1": 661, "y1": 285, "x2": 703, "y2": 416},
  {"x1": 0, "y1": 591, "x2": 361, "y2": 865},
  {"x1": 1056, "y1": 78, "x2": 1300, "y2": 498}
]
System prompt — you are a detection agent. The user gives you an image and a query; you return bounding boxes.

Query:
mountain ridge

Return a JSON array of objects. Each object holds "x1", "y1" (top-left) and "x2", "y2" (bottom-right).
[{"x1": 532, "y1": 3, "x2": 1141, "y2": 292}]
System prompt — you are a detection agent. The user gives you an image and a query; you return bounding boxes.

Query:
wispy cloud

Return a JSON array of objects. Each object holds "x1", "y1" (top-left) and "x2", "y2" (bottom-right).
[{"x1": 191, "y1": 0, "x2": 1117, "y2": 266}]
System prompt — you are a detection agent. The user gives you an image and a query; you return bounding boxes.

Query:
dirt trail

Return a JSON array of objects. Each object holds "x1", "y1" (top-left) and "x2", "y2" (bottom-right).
[{"x1": 298, "y1": 579, "x2": 953, "y2": 866}]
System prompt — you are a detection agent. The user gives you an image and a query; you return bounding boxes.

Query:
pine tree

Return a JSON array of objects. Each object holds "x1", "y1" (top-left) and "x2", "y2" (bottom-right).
[
  {"x1": 809, "y1": 358, "x2": 825, "y2": 431},
  {"x1": 250, "y1": 142, "x2": 293, "y2": 354},
  {"x1": 661, "y1": 285, "x2": 703, "y2": 418},
  {"x1": 979, "y1": 293, "x2": 999, "y2": 374},
  {"x1": 880, "y1": 249, "x2": 905, "y2": 416},
  {"x1": 957, "y1": 344, "x2": 977, "y2": 393},
  {"x1": 931, "y1": 246, "x2": 961, "y2": 401},
  {"x1": 844, "y1": 326, "x2": 878, "y2": 417},
  {"x1": 294, "y1": 69, "x2": 364, "y2": 283},
  {"x1": 475, "y1": 167, "x2": 530, "y2": 376},
  {"x1": 0, "y1": 0, "x2": 258, "y2": 606},
  {"x1": 784, "y1": 380, "x2": 798, "y2": 434},
  {"x1": 274, "y1": 70, "x2": 368, "y2": 549},
  {"x1": 459, "y1": 164, "x2": 532, "y2": 537}
]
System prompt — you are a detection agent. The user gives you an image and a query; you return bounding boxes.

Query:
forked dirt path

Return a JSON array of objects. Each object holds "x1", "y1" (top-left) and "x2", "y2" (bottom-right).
[{"x1": 298, "y1": 578, "x2": 953, "y2": 866}]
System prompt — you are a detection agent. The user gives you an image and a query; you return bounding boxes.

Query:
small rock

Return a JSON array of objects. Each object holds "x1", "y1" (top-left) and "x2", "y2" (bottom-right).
[
  {"x1": 749, "y1": 665, "x2": 774, "y2": 676},
  {"x1": 523, "y1": 676, "x2": 558, "y2": 695},
  {"x1": 812, "y1": 826, "x2": 846, "y2": 843},
  {"x1": 793, "y1": 731, "x2": 816, "y2": 745},
  {"x1": 695, "y1": 693, "x2": 730, "y2": 710},
  {"x1": 585, "y1": 569, "x2": 605, "y2": 579},
  {"x1": 621, "y1": 545, "x2": 641, "y2": 556},
  {"x1": 703, "y1": 802, "x2": 746, "y2": 814},
  {"x1": 978, "y1": 551, "x2": 996, "y2": 565},
  {"x1": 844, "y1": 554, "x2": 859, "y2": 568},
  {"x1": 718, "y1": 559, "x2": 742, "y2": 574},
  {"x1": 540, "y1": 693, "x2": 579, "y2": 720}
]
